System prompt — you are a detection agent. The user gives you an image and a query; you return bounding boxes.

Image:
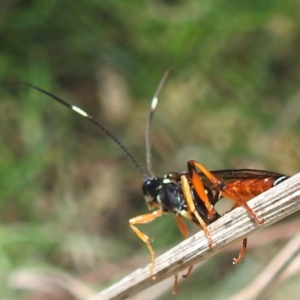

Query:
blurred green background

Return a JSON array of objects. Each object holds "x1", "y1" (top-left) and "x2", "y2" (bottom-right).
[{"x1": 1, "y1": 1, "x2": 300, "y2": 299}]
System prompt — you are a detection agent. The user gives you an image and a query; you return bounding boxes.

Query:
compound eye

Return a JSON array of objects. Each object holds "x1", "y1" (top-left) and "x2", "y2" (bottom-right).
[
  {"x1": 142, "y1": 178, "x2": 161, "y2": 197},
  {"x1": 142, "y1": 179, "x2": 155, "y2": 196}
]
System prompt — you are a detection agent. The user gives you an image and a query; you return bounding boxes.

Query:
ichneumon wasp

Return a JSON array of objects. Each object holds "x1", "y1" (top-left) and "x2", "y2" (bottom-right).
[{"x1": 9, "y1": 75, "x2": 289, "y2": 292}]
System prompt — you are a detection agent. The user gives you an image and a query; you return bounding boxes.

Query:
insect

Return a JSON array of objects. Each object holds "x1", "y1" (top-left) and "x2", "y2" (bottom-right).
[
  {"x1": 138, "y1": 163, "x2": 288, "y2": 289},
  {"x1": 10, "y1": 77, "x2": 289, "y2": 292}
]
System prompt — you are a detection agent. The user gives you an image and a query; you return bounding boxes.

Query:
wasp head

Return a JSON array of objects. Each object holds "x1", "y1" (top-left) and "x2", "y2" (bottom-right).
[{"x1": 142, "y1": 177, "x2": 163, "y2": 210}]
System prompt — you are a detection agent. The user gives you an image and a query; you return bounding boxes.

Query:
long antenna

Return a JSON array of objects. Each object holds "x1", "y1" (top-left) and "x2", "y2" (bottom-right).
[
  {"x1": 9, "y1": 80, "x2": 145, "y2": 176},
  {"x1": 145, "y1": 70, "x2": 170, "y2": 178}
]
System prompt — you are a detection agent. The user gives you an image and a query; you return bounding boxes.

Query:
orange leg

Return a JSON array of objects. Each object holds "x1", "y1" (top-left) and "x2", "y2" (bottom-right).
[
  {"x1": 178, "y1": 176, "x2": 214, "y2": 286},
  {"x1": 188, "y1": 160, "x2": 264, "y2": 225},
  {"x1": 233, "y1": 238, "x2": 247, "y2": 265},
  {"x1": 173, "y1": 274, "x2": 179, "y2": 294},
  {"x1": 129, "y1": 209, "x2": 163, "y2": 279},
  {"x1": 187, "y1": 162, "x2": 216, "y2": 220},
  {"x1": 221, "y1": 189, "x2": 264, "y2": 224},
  {"x1": 181, "y1": 175, "x2": 213, "y2": 247},
  {"x1": 174, "y1": 215, "x2": 189, "y2": 239},
  {"x1": 182, "y1": 265, "x2": 194, "y2": 279},
  {"x1": 188, "y1": 160, "x2": 222, "y2": 187},
  {"x1": 174, "y1": 215, "x2": 193, "y2": 289},
  {"x1": 172, "y1": 266, "x2": 194, "y2": 293}
]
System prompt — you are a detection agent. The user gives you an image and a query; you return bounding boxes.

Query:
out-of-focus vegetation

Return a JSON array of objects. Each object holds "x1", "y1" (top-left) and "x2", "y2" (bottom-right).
[{"x1": 1, "y1": 1, "x2": 300, "y2": 299}]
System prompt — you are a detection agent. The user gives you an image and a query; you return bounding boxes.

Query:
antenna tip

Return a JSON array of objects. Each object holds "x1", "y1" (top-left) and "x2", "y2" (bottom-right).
[{"x1": 151, "y1": 96, "x2": 158, "y2": 111}]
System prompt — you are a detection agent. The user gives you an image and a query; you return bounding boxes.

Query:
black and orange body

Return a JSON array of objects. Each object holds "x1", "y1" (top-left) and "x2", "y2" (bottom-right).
[{"x1": 131, "y1": 160, "x2": 289, "y2": 282}]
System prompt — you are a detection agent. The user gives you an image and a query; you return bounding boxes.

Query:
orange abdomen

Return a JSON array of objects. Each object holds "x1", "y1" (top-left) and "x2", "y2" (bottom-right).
[{"x1": 225, "y1": 177, "x2": 277, "y2": 202}]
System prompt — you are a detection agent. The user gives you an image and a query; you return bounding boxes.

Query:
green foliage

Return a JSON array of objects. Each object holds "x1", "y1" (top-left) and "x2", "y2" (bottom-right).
[{"x1": 1, "y1": 1, "x2": 300, "y2": 299}]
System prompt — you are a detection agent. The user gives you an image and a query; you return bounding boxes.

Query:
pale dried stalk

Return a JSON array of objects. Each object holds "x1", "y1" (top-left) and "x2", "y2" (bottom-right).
[{"x1": 89, "y1": 173, "x2": 300, "y2": 300}]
